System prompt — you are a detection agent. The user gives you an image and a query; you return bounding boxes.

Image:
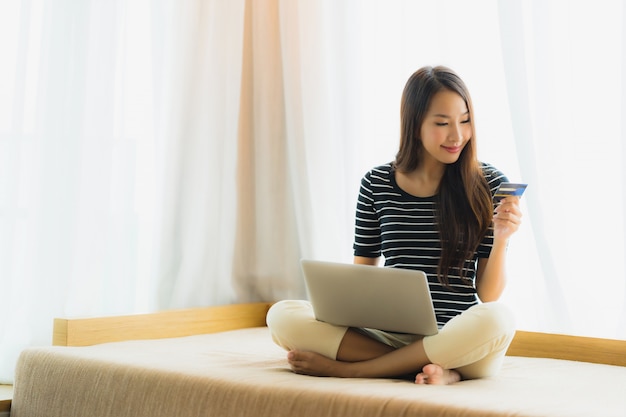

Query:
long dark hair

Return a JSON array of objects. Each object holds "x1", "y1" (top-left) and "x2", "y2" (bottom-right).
[{"x1": 394, "y1": 66, "x2": 492, "y2": 287}]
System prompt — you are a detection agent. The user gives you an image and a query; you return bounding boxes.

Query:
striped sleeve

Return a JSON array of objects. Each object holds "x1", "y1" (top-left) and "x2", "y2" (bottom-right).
[{"x1": 353, "y1": 170, "x2": 382, "y2": 257}]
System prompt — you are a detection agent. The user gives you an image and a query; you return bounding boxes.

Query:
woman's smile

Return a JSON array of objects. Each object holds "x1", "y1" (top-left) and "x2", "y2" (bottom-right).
[{"x1": 441, "y1": 144, "x2": 464, "y2": 153}]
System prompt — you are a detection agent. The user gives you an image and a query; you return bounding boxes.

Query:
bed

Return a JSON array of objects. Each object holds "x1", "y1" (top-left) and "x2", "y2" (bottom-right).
[{"x1": 10, "y1": 302, "x2": 626, "y2": 417}]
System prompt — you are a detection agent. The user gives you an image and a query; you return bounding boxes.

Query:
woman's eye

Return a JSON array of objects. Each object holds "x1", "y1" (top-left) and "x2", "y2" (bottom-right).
[{"x1": 435, "y1": 120, "x2": 470, "y2": 126}]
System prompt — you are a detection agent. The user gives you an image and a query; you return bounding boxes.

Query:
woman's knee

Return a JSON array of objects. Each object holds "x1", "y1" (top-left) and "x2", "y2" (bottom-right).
[
  {"x1": 462, "y1": 302, "x2": 517, "y2": 359},
  {"x1": 475, "y1": 302, "x2": 516, "y2": 341},
  {"x1": 266, "y1": 299, "x2": 348, "y2": 358},
  {"x1": 423, "y1": 302, "x2": 516, "y2": 372},
  {"x1": 451, "y1": 303, "x2": 516, "y2": 379},
  {"x1": 266, "y1": 300, "x2": 313, "y2": 336},
  {"x1": 266, "y1": 300, "x2": 321, "y2": 351}
]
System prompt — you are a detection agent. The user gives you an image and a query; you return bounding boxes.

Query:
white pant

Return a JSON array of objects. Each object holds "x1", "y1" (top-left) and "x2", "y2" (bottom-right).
[{"x1": 266, "y1": 300, "x2": 516, "y2": 380}]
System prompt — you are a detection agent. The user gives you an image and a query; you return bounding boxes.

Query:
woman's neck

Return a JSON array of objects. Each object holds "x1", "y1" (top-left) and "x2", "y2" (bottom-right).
[{"x1": 396, "y1": 160, "x2": 446, "y2": 198}]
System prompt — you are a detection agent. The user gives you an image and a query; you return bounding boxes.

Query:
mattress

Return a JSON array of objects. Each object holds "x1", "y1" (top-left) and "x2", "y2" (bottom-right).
[{"x1": 11, "y1": 327, "x2": 626, "y2": 417}]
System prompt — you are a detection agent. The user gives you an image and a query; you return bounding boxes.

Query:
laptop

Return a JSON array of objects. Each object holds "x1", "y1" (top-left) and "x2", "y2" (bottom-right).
[{"x1": 301, "y1": 259, "x2": 439, "y2": 335}]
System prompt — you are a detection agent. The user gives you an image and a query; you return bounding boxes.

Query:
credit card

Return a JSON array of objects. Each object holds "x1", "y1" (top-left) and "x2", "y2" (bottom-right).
[{"x1": 494, "y1": 182, "x2": 528, "y2": 202}]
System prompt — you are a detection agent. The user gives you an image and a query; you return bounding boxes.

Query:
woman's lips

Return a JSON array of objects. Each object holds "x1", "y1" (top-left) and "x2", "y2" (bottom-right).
[{"x1": 442, "y1": 145, "x2": 462, "y2": 153}]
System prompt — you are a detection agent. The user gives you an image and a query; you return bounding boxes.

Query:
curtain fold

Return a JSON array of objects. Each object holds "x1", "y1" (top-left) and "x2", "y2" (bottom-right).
[
  {"x1": 496, "y1": 0, "x2": 571, "y2": 333},
  {"x1": 153, "y1": 0, "x2": 245, "y2": 309},
  {"x1": 233, "y1": 0, "x2": 304, "y2": 302}
]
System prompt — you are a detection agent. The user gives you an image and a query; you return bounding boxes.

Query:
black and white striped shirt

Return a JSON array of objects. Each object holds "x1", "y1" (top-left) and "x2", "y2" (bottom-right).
[{"x1": 353, "y1": 162, "x2": 508, "y2": 326}]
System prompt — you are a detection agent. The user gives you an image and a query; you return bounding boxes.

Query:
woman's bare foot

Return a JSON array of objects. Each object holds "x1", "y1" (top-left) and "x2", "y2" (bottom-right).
[
  {"x1": 287, "y1": 350, "x2": 356, "y2": 377},
  {"x1": 414, "y1": 364, "x2": 461, "y2": 385},
  {"x1": 287, "y1": 352, "x2": 461, "y2": 384}
]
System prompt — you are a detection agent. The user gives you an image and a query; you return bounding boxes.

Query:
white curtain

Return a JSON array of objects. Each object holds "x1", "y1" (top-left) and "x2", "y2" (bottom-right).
[
  {"x1": 0, "y1": 0, "x2": 248, "y2": 382},
  {"x1": 1, "y1": 0, "x2": 625, "y2": 384},
  {"x1": 497, "y1": 0, "x2": 626, "y2": 338}
]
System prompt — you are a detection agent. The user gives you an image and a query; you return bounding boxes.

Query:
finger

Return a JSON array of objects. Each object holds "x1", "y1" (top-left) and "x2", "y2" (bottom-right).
[
  {"x1": 495, "y1": 200, "x2": 522, "y2": 216},
  {"x1": 495, "y1": 209, "x2": 522, "y2": 221},
  {"x1": 502, "y1": 196, "x2": 520, "y2": 204},
  {"x1": 494, "y1": 213, "x2": 521, "y2": 228},
  {"x1": 496, "y1": 196, "x2": 520, "y2": 209}
]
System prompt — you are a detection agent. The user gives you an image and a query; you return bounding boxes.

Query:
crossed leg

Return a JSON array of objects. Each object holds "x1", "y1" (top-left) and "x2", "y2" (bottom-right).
[
  {"x1": 267, "y1": 300, "x2": 513, "y2": 386},
  {"x1": 287, "y1": 328, "x2": 461, "y2": 385}
]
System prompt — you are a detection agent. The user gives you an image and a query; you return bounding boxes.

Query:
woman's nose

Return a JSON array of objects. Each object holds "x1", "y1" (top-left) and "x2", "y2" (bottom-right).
[{"x1": 450, "y1": 124, "x2": 464, "y2": 143}]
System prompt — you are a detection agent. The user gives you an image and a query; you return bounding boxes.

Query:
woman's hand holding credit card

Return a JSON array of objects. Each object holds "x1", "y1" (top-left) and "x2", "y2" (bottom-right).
[
  {"x1": 494, "y1": 182, "x2": 528, "y2": 202},
  {"x1": 492, "y1": 182, "x2": 526, "y2": 240}
]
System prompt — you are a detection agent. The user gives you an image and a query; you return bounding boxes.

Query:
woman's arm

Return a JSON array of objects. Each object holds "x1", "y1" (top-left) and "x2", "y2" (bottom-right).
[
  {"x1": 476, "y1": 241, "x2": 508, "y2": 302},
  {"x1": 354, "y1": 256, "x2": 380, "y2": 266},
  {"x1": 476, "y1": 196, "x2": 522, "y2": 302}
]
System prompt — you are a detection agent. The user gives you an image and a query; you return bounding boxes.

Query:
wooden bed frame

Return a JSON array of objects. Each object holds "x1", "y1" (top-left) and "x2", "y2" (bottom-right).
[
  {"x1": 52, "y1": 302, "x2": 626, "y2": 367},
  {"x1": 0, "y1": 388, "x2": 10, "y2": 416}
]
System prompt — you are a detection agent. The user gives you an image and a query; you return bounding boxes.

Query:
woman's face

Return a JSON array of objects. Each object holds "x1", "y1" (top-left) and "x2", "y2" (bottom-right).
[{"x1": 419, "y1": 89, "x2": 472, "y2": 165}]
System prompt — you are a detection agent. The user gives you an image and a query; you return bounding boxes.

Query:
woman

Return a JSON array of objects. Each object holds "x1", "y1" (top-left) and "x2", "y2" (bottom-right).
[{"x1": 266, "y1": 66, "x2": 522, "y2": 385}]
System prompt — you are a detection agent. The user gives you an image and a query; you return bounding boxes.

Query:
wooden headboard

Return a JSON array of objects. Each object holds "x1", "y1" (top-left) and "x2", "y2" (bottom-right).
[
  {"x1": 52, "y1": 302, "x2": 626, "y2": 367},
  {"x1": 53, "y1": 303, "x2": 272, "y2": 347}
]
